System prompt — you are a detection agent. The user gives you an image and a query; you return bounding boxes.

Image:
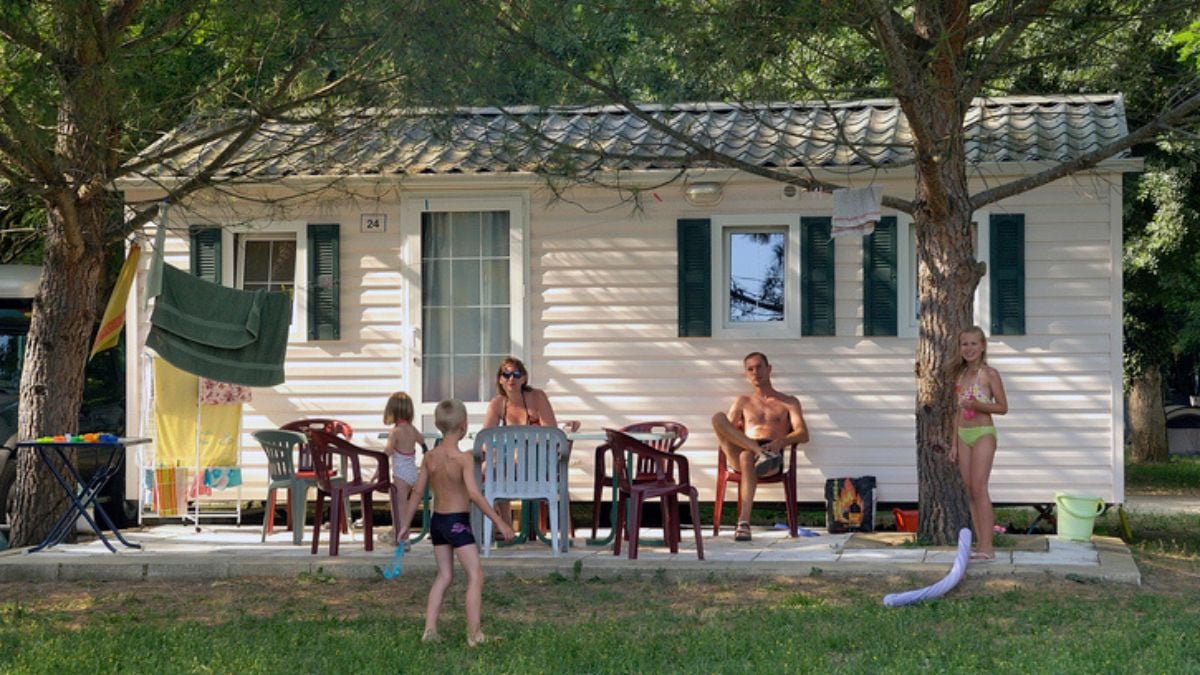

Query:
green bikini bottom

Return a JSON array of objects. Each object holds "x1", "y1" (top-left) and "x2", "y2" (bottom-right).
[{"x1": 958, "y1": 425, "x2": 997, "y2": 446}]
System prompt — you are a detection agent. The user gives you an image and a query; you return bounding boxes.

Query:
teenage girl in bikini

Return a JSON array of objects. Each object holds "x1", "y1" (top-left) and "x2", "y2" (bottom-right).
[
  {"x1": 383, "y1": 391, "x2": 423, "y2": 545},
  {"x1": 481, "y1": 356, "x2": 558, "y2": 528},
  {"x1": 948, "y1": 326, "x2": 1009, "y2": 562}
]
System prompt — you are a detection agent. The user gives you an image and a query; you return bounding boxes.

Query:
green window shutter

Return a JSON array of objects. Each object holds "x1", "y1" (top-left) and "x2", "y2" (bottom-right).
[
  {"x1": 862, "y1": 216, "x2": 898, "y2": 336},
  {"x1": 308, "y1": 224, "x2": 341, "y2": 341},
  {"x1": 801, "y1": 217, "x2": 835, "y2": 336},
  {"x1": 677, "y1": 218, "x2": 711, "y2": 337},
  {"x1": 189, "y1": 227, "x2": 222, "y2": 283},
  {"x1": 990, "y1": 213, "x2": 1025, "y2": 335}
]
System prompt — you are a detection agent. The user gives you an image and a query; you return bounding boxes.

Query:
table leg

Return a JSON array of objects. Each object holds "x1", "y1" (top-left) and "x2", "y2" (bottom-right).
[
  {"x1": 30, "y1": 446, "x2": 116, "y2": 553},
  {"x1": 585, "y1": 473, "x2": 622, "y2": 547},
  {"x1": 28, "y1": 445, "x2": 141, "y2": 554}
]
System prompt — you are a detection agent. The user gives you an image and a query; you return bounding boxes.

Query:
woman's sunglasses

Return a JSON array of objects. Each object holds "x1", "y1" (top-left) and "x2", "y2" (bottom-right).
[{"x1": 499, "y1": 371, "x2": 523, "y2": 379}]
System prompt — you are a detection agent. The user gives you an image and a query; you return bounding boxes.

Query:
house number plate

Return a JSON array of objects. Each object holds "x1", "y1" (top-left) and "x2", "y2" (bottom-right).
[{"x1": 361, "y1": 213, "x2": 387, "y2": 233}]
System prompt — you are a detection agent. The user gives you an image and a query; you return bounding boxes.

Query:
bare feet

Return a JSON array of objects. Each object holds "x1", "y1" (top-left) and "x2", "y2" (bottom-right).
[
  {"x1": 467, "y1": 630, "x2": 487, "y2": 647},
  {"x1": 421, "y1": 628, "x2": 441, "y2": 643}
]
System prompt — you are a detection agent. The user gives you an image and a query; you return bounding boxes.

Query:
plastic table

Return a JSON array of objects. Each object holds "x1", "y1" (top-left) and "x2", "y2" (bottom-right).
[{"x1": 15, "y1": 437, "x2": 149, "y2": 553}]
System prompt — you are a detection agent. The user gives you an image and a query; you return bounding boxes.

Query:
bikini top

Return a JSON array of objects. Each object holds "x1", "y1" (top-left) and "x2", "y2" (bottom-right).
[
  {"x1": 501, "y1": 390, "x2": 542, "y2": 426},
  {"x1": 956, "y1": 369, "x2": 995, "y2": 404}
]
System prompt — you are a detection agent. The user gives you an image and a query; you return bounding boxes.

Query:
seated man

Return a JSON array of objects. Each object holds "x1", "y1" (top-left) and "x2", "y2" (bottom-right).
[{"x1": 711, "y1": 351, "x2": 809, "y2": 542}]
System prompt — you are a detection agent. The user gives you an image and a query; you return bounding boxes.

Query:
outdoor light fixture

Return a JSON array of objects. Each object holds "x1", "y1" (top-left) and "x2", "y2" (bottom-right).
[{"x1": 683, "y1": 181, "x2": 723, "y2": 206}]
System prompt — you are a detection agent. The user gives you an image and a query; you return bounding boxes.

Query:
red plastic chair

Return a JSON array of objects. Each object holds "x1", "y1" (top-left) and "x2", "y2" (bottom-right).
[
  {"x1": 280, "y1": 418, "x2": 353, "y2": 474},
  {"x1": 590, "y1": 421, "x2": 688, "y2": 540},
  {"x1": 605, "y1": 429, "x2": 703, "y2": 561},
  {"x1": 280, "y1": 419, "x2": 353, "y2": 533},
  {"x1": 713, "y1": 442, "x2": 799, "y2": 537},
  {"x1": 307, "y1": 430, "x2": 395, "y2": 556}
]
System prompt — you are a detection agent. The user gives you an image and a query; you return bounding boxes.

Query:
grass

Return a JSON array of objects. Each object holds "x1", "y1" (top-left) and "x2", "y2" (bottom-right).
[
  {"x1": 3, "y1": 461, "x2": 1197, "y2": 673},
  {"x1": 2, "y1": 559, "x2": 1198, "y2": 674},
  {"x1": 1125, "y1": 455, "x2": 1200, "y2": 493}
]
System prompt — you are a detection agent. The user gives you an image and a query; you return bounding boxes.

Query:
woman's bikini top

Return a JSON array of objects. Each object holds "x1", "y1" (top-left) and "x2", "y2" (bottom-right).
[
  {"x1": 956, "y1": 369, "x2": 995, "y2": 404},
  {"x1": 501, "y1": 390, "x2": 541, "y2": 426}
]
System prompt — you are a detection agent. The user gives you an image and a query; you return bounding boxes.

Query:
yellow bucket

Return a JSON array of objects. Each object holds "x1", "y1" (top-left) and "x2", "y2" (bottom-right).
[{"x1": 1054, "y1": 492, "x2": 1105, "y2": 541}]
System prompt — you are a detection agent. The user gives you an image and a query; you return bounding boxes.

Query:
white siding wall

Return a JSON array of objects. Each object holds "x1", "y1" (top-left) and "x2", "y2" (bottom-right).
[{"x1": 125, "y1": 170, "x2": 1122, "y2": 508}]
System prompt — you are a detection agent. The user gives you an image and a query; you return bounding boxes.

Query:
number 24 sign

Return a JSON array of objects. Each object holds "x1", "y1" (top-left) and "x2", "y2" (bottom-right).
[{"x1": 361, "y1": 214, "x2": 387, "y2": 233}]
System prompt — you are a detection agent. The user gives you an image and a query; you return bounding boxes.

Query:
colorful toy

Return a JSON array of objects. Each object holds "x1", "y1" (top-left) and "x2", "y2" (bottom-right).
[
  {"x1": 382, "y1": 542, "x2": 406, "y2": 579},
  {"x1": 34, "y1": 433, "x2": 121, "y2": 443}
]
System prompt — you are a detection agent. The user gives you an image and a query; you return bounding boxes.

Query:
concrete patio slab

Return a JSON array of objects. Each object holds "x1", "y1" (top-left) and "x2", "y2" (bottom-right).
[{"x1": 0, "y1": 522, "x2": 1142, "y2": 585}]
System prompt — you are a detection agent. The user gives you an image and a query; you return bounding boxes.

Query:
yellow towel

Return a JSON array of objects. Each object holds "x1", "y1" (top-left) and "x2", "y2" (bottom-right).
[{"x1": 153, "y1": 358, "x2": 241, "y2": 467}]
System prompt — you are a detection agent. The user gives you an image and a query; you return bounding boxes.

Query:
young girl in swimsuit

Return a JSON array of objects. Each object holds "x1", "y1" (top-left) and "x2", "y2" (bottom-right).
[
  {"x1": 948, "y1": 326, "x2": 1009, "y2": 562},
  {"x1": 384, "y1": 391, "x2": 423, "y2": 546},
  {"x1": 481, "y1": 357, "x2": 558, "y2": 528}
]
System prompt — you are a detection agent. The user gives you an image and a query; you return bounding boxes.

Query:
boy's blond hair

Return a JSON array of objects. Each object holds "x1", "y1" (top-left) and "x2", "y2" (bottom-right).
[
  {"x1": 434, "y1": 398, "x2": 467, "y2": 434},
  {"x1": 384, "y1": 391, "x2": 414, "y2": 425}
]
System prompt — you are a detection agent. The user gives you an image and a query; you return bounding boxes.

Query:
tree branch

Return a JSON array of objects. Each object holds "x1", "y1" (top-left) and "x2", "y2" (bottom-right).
[
  {"x1": 960, "y1": 0, "x2": 1055, "y2": 103},
  {"x1": 0, "y1": 9, "x2": 54, "y2": 56}
]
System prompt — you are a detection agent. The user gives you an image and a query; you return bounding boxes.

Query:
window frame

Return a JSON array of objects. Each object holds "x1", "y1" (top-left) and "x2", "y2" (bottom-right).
[
  {"x1": 401, "y1": 194, "x2": 528, "y2": 421},
  {"x1": 710, "y1": 214, "x2": 801, "y2": 339},
  {"x1": 218, "y1": 220, "x2": 308, "y2": 341},
  {"x1": 897, "y1": 212, "x2": 990, "y2": 338},
  {"x1": 235, "y1": 233, "x2": 298, "y2": 295}
]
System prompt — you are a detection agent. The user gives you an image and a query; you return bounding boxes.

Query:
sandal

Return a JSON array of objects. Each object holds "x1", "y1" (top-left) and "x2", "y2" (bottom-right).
[
  {"x1": 734, "y1": 521, "x2": 752, "y2": 542},
  {"x1": 969, "y1": 552, "x2": 996, "y2": 563}
]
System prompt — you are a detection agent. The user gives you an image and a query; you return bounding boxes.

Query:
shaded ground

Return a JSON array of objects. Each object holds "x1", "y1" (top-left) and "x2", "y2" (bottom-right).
[{"x1": 1, "y1": 547, "x2": 1195, "y2": 630}]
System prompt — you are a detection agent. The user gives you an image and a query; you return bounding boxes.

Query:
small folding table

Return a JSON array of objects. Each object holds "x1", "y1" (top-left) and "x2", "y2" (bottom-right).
[{"x1": 15, "y1": 437, "x2": 149, "y2": 553}]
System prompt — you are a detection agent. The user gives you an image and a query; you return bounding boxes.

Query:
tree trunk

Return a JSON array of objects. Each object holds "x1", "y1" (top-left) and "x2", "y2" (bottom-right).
[
  {"x1": 8, "y1": 230, "x2": 105, "y2": 546},
  {"x1": 872, "y1": 0, "x2": 978, "y2": 546},
  {"x1": 8, "y1": 5, "x2": 120, "y2": 547},
  {"x1": 1128, "y1": 367, "x2": 1169, "y2": 463}
]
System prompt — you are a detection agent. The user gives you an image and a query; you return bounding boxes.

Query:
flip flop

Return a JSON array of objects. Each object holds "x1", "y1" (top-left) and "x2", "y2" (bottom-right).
[
  {"x1": 734, "y1": 522, "x2": 752, "y2": 542},
  {"x1": 969, "y1": 552, "x2": 996, "y2": 563}
]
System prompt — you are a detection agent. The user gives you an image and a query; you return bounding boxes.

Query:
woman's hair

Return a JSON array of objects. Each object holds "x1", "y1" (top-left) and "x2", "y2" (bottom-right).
[
  {"x1": 948, "y1": 325, "x2": 988, "y2": 381},
  {"x1": 383, "y1": 391, "x2": 414, "y2": 424},
  {"x1": 495, "y1": 356, "x2": 533, "y2": 396},
  {"x1": 434, "y1": 398, "x2": 467, "y2": 434}
]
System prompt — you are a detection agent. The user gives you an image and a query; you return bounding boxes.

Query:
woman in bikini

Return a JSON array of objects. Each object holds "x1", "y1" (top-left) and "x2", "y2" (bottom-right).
[
  {"x1": 481, "y1": 356, "x2": 558, "y2": 528},
  {"x1": 948, "y1": 326, "x2": 1008, "y2": 562}
]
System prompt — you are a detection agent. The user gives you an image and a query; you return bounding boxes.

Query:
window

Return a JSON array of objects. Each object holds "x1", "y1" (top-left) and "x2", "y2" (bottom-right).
[
  {"x1": 727, "y1": 229, "x2": 786, "y2": 324},
  {"x1": 190, "y1": 220, "x2": 333, "y2": 341},
  {"x1": 237, "y1": 235, "x2": 296, "y2": 294},
  {"x1": 713, "y1": 215, "x2": 799, "y2": 336},
  {"x1": 676, "y1": 215, "x2": 833, "y2": 338},
  {"x1": 420, "y1": 210, "x2": 512, "y2": 403},
  {"x1": 894, "y1": 211, "x2": 1025, "y2": 337}
]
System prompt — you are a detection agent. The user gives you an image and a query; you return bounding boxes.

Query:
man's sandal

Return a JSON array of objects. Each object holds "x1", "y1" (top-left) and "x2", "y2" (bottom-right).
[{"x1": 734, "y1": 521, "x2": 752, "y2": 542}]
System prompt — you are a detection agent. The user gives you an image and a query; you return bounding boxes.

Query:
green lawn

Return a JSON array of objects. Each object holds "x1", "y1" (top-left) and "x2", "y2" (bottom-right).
[
  {"x1": 2, "y1": 553, "x2": 1198, "y2": 674},
  {"x1": 3, "y1": 463, "x2": 1197, "y2": 673},
  {"x1": 1125, "y1": 455, "x2": 1200, "y2": 493}
]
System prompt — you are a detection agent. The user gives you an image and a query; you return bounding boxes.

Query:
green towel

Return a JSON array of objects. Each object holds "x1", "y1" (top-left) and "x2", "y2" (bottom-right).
[{"x1": 147, "y1": 265, "x2": 291, "y2": 387}]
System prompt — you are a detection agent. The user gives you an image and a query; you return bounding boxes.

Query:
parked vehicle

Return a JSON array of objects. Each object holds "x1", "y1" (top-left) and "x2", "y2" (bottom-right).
[{"x1": 0, "y1": 265, "x2": 130, "y2": 546}]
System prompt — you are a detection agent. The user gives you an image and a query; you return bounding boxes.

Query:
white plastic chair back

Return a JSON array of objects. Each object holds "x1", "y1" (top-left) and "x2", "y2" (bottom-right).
[{"x1": 473, "y1": 425, "x2": 571, "y2": 556}]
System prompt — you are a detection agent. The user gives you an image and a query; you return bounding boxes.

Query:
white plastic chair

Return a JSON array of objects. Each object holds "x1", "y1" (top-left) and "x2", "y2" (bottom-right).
[{"x1": 472, "y1": 425, "x2": 572, "y2": 557}]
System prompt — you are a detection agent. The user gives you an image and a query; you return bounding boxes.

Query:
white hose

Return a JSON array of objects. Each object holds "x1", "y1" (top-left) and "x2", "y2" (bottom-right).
[{"x1": 883, "y1": 527, "x2": 972, "y2": 607}]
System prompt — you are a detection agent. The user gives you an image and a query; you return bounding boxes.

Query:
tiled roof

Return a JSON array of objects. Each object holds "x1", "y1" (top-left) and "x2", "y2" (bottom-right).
[{"x1": 141, "y1": 95, "x2": 1129, "y2": 179}]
